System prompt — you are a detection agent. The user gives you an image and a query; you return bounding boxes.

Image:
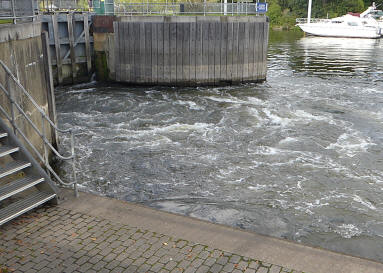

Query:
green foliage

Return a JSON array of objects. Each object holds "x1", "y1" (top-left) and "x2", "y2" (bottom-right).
[{"x1": 268, "y1": 0, "x2": 383, "y2": 28}]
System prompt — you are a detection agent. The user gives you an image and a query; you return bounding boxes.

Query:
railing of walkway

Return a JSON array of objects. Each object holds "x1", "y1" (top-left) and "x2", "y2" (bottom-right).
[
  {"x1": 0, "y1": 0, "x2": 38, "y2": 24},
  {"x1": 35, "y1": 0, "x2": 267, "y2": 16},
  {"x1": 113, "y1": 2, "x2": 261, "y2": 16},
  {"x1": 0, "y1": 60, "x2": 78, "y2": 196}
]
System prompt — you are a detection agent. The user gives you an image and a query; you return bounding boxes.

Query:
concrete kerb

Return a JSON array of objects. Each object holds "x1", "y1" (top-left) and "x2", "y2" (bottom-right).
[{"x1": 59, "y1": 189, "x2": 383, "y2": 273}]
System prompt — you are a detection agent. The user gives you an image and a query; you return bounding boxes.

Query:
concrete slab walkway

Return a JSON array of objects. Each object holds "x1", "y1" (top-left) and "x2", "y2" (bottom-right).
[{"x1": 1, "y1": 190, "x2": 383, "y2": 273}]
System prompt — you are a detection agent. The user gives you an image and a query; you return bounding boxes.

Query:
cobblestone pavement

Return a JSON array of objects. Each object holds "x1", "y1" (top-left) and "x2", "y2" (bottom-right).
[{"x1": 0, "y1": 205, "x2": 303, "y2": 273}]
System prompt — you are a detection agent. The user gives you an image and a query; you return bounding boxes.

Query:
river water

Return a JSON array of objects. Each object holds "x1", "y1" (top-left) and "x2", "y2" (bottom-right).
[{"x1": 56, "y1": 31, "x2": 383, "y2": 262}]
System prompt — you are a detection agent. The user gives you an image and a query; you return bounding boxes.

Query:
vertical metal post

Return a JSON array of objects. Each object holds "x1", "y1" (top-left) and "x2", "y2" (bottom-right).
[
  {"x1": 70, "y1": 132, "x2": 78, "y2": 197},
  {"x1": 6, "y1": 73, "x2": 16, "y2": 135},
  {"x1": 11, "y1": 0, "x2": 16, "y2": 24},
  {"x1": 41, "y1": 113, "x2": 50, "y2": 177},
  {"x1": 307, "y1": 0, "x2": 312, "y2": 24}
]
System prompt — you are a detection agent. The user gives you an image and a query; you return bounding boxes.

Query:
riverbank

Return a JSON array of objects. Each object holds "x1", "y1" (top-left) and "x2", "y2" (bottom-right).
[{"x1": 1, "y1": 189, "x2": 383, "y2": 273}]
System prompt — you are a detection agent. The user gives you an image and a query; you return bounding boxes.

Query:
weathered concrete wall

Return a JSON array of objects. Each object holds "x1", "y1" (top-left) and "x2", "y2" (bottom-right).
[
  {"x1": 93, "y1": 16, "x2": 116, "y2": 82},
  {"x1": 94, "y1": 15, "x2": 269, "y2": 86},
  {"x1": 0, "y1": 22, "x2": 56, "y2": 162}
]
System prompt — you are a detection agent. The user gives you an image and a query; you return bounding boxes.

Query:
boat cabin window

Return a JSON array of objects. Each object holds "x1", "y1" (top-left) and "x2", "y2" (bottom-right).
[
  {"x1": 347, "y1": 21, "x2": 359, "y2": 26},
  {"x1": 332, "y1": 20, "x2": 342, "y2": 23}
]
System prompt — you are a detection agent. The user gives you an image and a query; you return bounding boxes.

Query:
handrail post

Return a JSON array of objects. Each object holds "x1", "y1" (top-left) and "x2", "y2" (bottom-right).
[
  {"x1": 71, "y1": 132, "x2": 78, "y2": 197},
  {"x1": 41, "y1": 114, "x2": 50, "y2": 177},
  {"x1": 11, "y1": 0, "x2": 16, "y2": 24},
  {"x1": 6, "y1": 73, "x2": 17, "y2": 136}
]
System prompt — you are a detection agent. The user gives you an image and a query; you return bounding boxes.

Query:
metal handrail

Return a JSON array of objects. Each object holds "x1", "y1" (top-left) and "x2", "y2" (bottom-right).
[
  {"x1": 111, "y1": 2, "x2": 262, "y2": 16},
  {"x1": 0, "y1": 60, "x2": 78, "y2": 196}
]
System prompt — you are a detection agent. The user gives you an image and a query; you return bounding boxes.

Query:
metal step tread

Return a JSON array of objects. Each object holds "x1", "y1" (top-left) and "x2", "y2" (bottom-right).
[
  {"x1": 0, "y1": 191, "x2": 56, "y2": 225},
  {"x1": 0, "y1": 160, "x2": 31, "y2": 179},
  {"x1": 0, "y1": 145, "x2": 19, "y2": 157},
  {"x1": 0, "y1": 131, "x2": 7, "y2": 139},
  {"x1": 0, "y1": 176, "x2": 45, "y2": 201}
]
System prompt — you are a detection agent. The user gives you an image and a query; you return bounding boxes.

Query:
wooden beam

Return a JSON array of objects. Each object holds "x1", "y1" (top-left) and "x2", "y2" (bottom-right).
[
  {"x1": 84, "y1": 14, "x2": 92, "y2": 76},
  {"x1": 52, "y1": 14, "x2": 63, "y2": 84},
  {"x1": 67, "y1": 13, "x2": 76, "y2": 83}
]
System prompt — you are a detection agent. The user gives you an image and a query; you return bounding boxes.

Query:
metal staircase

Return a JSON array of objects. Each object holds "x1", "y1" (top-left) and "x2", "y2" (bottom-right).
[{"x1": 0, "y1": 60, "x2": 77, "y2": 226}]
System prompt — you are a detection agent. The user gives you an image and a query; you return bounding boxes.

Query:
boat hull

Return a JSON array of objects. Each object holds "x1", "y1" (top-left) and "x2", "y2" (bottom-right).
[{"x1": 298, "y1": 23, "x2": 381, "y2": 38}]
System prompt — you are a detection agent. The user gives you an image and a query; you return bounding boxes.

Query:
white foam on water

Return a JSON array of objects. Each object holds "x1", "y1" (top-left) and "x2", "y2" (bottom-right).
[
  {"x1": 126, "y1": 122, "x2": 213, "y2": 138},
  {"x1": 206, "y1": 96, "x2": 245, "y2": 104},
  {"x1": 334, "y1": 224, "x2": 362, "y2": 239},
  {"x1": 246, "y1": 96, "x2": 266, "y2": 106},
  {"x1": 249, "y1": 145, "x2": 284, "y2": 155},
  {"x1": 263, "y1": 109, "x2": 291, "y2": 127},
  {"x1": 67, "y1": 88, "x2": 96, "y2": 94},
  {"x1": 352, "y1": 195, "x2": 377, "y2": 211},
  {"x1": 248, "y1": 184, "x2": 268, "y2": 191},
  {"x1": 279, "y1": 137, "x2": 298, "y2": 144},
  {"x1": 175, "y1": 100, "x2": 205, "y2": 110},
  {"x1": 360, "y1": 87, "x2": 383, "y2": 94},
  {"x1": 294, "y1": 109, "x2": 330, "y2": 122},
  {"x1": 326, "y1": 132, "x2": 375, "y2": 157}
]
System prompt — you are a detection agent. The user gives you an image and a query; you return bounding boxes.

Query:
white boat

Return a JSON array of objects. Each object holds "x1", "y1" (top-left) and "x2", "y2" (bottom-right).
[{"x1": 296, "y1": 1, "x2": 381, "y2": 39}]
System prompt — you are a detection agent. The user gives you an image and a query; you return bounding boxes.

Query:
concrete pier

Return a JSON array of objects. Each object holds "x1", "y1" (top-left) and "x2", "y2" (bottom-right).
[{"x1": 94, "y1": 16, "x2": 269, "y2": 86}]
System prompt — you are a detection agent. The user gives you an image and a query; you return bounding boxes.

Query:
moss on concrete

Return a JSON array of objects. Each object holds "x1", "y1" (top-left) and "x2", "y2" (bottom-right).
[{"x1": 95, "y1": 51, "x2": 110, "y2": 82}]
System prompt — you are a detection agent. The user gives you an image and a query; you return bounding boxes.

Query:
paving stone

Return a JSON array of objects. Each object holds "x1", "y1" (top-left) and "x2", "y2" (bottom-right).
[
  {"x1": 92, "y1": 260, "x2": 107, "y2": 271},
  {"x1": 210, "y1": 263, "x2": 223, "y2": 273},
  {"x1": 229, "y1": 255, "x2": 241, "y2": 264},
  {"x1": 222, "y1": 262, "x2": 236, "y2": 272},
  {"x1": 257, "y1": 267, "x2": 270, "y2": 273},
  {"x1": 191, "y1": 258, "x2": 204, "y2": 268},
  {"x1": 164, "y1": 260, "x2": 178, "y2": 271},
  {"x1": 238, "y1": 261, "x2": 249, "y2": 270},
  {"x1": 270, "y1": 265, "x2": 282, "y2": 273},
  {"x1": 184, "y1": 266, "x2": 197, "y2": 273},
  {"x1": 0, "y1": 207, "x2": 298, "y2": 273},
  {"x1": 262, "y1": 262, "x2": 272, "y2": 267},
  {"x1": 147, "y1": 255, "x2": 160, "y2": 265},
  {"x1": 132, "y1": 257, "x2": 146, "y2": 266},
  {"x1": 195, "y1": 265, "x2": 210, "y2": 273},
  {"x1": 203, "y1": 257, "x2": 216, "y2": 266},
  {"x1": 216, "y1": 256, "x2": 229, "y2": 265},
  {"x1": 249, "y1": 261, "x2": 260, "y2": 269},
  {"x1": 105, "y1": 260, "x2": 121, "y2": 270},
  {"x1": 79, "y1": 262, "x2": 93, "y2": 272}
]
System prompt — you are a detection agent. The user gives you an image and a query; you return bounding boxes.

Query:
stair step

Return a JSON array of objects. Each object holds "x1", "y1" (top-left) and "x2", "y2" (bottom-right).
[
  {"x1": 0, "y1": 145, "x2": 19, "y2": 158},
  {"x1": 0, "y1": 176, "x2": 45, "y2": 201},
  {"x1": 0, "y1": 191, "x2": 56, "y2": 225},
  {"x1": 0, "y1": 132, "x2": 7, "y2": 139},
  {"x1": 0, "y1": 161, "x2": 31, "y2": 179}
]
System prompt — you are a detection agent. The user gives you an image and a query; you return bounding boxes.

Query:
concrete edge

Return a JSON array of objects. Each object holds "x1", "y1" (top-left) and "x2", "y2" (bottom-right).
[
  {"x1": 0, "y1": 21, "x2": 41, "y2": 43},
  {"x1": 59, "y1": 189, "x2": 383, "y2": 273}
]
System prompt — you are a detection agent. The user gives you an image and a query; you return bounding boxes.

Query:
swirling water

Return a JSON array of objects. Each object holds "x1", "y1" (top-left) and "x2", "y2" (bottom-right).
[{"x1": 56, "y1": 31, "x2": 383, "y2": 262}]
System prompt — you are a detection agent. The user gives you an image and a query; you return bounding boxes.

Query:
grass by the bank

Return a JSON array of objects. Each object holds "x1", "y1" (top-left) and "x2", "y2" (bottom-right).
[{"x1": 0, "y1": 19, "x2": 13, "y2": 24}]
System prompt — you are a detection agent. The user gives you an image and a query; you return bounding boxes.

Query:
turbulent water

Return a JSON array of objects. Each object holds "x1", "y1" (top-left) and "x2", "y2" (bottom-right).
[{"x1": 56, "y1": 31, "x2": 383, "y2": 262}]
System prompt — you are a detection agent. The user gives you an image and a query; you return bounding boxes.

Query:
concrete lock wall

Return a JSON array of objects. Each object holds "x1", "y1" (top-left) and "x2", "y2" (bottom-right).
[
  {"x1": 94, "y1": 16, "x2": 269, "y2": 85},
  {"x1": 0, "y1": 22, "x2": 57, "y2": 162}
]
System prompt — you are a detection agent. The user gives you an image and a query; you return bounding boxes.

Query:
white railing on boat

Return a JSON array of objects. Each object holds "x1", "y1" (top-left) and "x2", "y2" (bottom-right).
[{"x1": 296, "y1": 18, "x2": 332, "y2": 24}]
